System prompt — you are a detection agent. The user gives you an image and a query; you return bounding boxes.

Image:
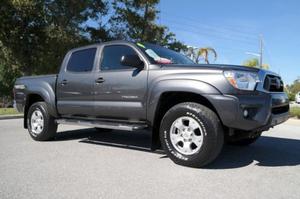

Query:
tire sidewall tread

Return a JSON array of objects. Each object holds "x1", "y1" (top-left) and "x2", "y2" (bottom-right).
[
  {"x1": 160, "y1": 102, "x2": 224, "y2": 168},
  {"x1": 27, "y1": 102, "x2": 57, "y2": 141}
]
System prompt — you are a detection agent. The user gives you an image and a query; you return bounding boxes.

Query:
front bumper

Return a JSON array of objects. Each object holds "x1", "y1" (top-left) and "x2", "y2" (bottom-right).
[{"x1": 205, "y1": 92, "x2": 289, "y2": 131}]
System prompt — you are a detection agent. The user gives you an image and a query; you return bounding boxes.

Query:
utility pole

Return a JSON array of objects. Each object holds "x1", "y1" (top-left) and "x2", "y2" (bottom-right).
[
  {"x1": 259, "y1": 34, "x2": 263, "y2": 68},
  {"x1": 245, "y1": 34, "x2": 264, "y2": 68}
]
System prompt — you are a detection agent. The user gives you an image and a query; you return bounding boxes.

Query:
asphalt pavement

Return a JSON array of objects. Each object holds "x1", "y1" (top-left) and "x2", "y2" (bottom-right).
[{"x1": 0, "y1": 118, "x2": 300, "y2": 199}]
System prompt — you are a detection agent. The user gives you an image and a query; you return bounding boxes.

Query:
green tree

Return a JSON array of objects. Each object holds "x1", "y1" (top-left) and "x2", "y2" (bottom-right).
[
  {"x1": 290, "y1": 80, "x2": 300, "y2": 94},
  {"x1": 0, "y1": 41, "x2": 21, "y2": 99},
  {"x1": 243, "y1": 58, "x2": 259, "y2": 67},
  {"x1": 0, "y1": 0, "x2": 187, "y2": 99},
  {"x1": 0, "y1": 0, "x2": 109, "y2": 97},
  {"x1": 286, "y1": 80, "x2": 300, "y2": 101},
  {"x1": 0, "y1": 0, "x2": 109, "y2": 75},
  {"x1": 243, "y1": 58, "x2": 269, "y2": 69},
  {"x1": 109, "y1": 0, "x2": 185, "y2": 50}
]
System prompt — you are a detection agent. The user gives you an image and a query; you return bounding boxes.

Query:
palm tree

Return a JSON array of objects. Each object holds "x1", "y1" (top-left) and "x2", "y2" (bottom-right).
[
  {"x1": 185, "y1": 46, "x2": 198, "y2": 61},
  {"x1": 197, "y1": 47, "x2": 217, "y2": 64}
]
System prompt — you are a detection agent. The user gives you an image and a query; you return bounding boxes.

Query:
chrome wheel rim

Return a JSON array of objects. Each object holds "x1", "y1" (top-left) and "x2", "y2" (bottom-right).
[
  {"x1": 170, "y1": 116, "x2": 203, "y2": 155},
  {"x1": 30, "y1": 109, "x2": 44, "y2": 136}
]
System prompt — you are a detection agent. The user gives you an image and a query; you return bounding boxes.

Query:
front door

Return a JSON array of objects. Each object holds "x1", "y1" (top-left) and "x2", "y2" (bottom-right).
[{"x1": 93, "y1": 44, "x2": 148, "y2": 121}]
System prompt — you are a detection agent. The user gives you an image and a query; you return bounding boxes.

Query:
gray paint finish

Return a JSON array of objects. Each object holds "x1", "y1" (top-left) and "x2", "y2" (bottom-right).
[{"x1": 14, "y1": 40, "x2": 289, "y2": 131}]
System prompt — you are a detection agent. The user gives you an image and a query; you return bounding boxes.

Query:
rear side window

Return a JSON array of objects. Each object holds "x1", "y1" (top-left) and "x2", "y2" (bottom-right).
[
  {"x1": 67, "y1": 48, "x2": 96, "y2": 72},
  {"x1": 101, "y1": 45, "x2": 138, "y2": 70}
]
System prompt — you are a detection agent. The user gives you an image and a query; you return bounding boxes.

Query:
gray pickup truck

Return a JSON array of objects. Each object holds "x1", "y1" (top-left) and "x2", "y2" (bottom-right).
[{"x1": 14, "y1": 40, "x2": 289, "y2": 167}]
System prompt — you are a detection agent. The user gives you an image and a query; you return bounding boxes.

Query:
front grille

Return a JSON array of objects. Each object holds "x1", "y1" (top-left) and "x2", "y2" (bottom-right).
[
  {"x1": 263, "y1": 75, "x2": 284, "y2": 92},
  {"x1": 272, "y1": 105, "x2": 289, "y2": 114}
]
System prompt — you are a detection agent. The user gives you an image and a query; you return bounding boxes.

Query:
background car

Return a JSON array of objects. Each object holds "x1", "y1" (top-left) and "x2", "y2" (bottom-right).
[{"x1": 296, "y1": 92, "x2": 300, "y2": 103}]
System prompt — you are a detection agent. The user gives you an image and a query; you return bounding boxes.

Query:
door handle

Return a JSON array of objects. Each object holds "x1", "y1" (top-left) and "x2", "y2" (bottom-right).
[
  {"x1": 95, "y1": 77, "x2": 105, "y2": 84},
  {"x1": 60, "y1": 79, "x2": 68, "y2": 86}
]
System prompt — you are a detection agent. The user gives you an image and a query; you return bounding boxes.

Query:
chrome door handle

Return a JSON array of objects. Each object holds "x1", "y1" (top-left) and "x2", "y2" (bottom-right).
[
  {"x1": 60, "y1": 79, "x2": 68, "y2": 86},
  {"x1": 95, "y1": 77, "x2": 105, "y2": 84}
]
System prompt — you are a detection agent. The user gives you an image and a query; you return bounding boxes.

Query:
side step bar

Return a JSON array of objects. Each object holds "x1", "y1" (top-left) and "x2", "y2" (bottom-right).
[{"x1": 56, "y1": 118, "x2": 148, "y2": 131}]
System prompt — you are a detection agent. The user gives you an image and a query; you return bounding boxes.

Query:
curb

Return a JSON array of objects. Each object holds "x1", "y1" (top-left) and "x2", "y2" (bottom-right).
[{"x1": 0, "y1": 115, "x2": 23, "y2": 120}]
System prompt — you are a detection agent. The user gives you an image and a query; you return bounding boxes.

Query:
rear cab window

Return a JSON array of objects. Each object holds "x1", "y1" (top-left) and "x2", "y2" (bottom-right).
[{"x1": 67, "y1": 48, "x2": 97, "y2": 72}]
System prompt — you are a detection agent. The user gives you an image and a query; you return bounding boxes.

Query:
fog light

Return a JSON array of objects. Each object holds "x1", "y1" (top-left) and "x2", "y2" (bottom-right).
[{"x1": 243, "y1": 109, "x2": 249, "y2": 118}]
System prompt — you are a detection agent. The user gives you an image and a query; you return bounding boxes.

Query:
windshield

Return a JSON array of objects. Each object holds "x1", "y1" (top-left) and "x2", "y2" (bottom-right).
[{"x1": 136, "y1": 43, "x2": 195, "y2": 65}]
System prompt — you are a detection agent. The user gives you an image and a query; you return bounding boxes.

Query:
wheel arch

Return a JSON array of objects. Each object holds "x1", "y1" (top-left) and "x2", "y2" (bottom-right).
[
  {"x1": 24, "y1": 90, "x2": 57, "y2": 128},
  {"x1": 148, "y1": 89, "x2": 223, "y2": 150},
  {"x1": 151, "y1": 91, "x2": 222, "y2": 127},
  {"x1": 147, "y1": 79, "x2": 222, "y2": 125}
]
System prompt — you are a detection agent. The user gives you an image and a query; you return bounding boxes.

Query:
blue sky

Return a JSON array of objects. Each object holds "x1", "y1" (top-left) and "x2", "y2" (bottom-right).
[{"x1": 158, "y1": 0, "x2": 300, "y2": 84}]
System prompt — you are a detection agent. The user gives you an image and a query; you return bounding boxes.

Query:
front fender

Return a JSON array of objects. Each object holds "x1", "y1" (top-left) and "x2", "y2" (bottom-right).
[{"x1": 146, "y1": 79, "x2": 221, "y2": 124}]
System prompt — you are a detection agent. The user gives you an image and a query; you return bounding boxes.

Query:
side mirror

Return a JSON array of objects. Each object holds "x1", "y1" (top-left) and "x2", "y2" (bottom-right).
[{"x1": 121, "y1": 54, "x2": 144, "y2": 69}]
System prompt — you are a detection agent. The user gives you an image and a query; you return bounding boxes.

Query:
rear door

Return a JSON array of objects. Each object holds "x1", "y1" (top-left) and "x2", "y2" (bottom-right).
[
  {"x1": 93, "y1": 44, "x2": 148, "y2": 121},
  {"x1": 57, "y1": 47, "x2": 98, "y2": 116}
]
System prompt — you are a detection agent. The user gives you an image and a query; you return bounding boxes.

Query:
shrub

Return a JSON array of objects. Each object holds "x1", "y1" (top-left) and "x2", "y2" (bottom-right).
[{"x1": 290, "y1": 107, "x2": 300, "y2": 119}]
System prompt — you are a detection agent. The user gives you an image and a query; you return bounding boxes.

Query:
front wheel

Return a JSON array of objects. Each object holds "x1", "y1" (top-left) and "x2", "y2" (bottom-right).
[
  {"x1": 160, "y1": 102, "x2": 224, "y2": 168},
  {"x1": 27, "y1": 102, "x2": 57, "y2": 141}
]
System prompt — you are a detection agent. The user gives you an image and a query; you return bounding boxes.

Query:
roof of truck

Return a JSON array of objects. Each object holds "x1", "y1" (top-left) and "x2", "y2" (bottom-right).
[{"x1": 69, "y1": 40, "x2": 134, "y2": 52}]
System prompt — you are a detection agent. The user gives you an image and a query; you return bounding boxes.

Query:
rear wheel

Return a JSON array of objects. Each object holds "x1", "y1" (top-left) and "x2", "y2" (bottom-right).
[
  {"x1": 27, "y1": 102, "x2": 57, "y2": 141},
  {"x1": 160, "y1": 102, "x2": 224, "y2": 168}
]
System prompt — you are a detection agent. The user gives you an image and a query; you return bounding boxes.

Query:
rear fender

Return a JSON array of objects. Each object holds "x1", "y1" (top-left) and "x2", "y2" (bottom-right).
[
  {"x1": 25, "y1": 85, "x2": 57, "y2": 117},
  {"x1": 23, "y1": 84, "x2": 57, "y2": 128}
]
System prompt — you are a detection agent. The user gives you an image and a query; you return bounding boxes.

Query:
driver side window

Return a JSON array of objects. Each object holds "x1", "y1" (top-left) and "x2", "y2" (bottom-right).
[{"x1": 101, "y1": 45, "x2": 138, "y2": 70}]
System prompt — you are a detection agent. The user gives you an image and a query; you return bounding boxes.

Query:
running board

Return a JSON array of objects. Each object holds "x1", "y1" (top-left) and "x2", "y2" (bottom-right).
[{"x1": 56, "y1": 118, "x2": 148, "y2": 131}]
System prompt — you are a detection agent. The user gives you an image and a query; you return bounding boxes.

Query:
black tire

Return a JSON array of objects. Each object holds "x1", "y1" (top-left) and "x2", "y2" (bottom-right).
[
  {"x1": 94, "y1": 128, "x2": 113, "y2": 132},
  {"x1": 229, "y1": 132, "x2": 262, "y2": 146},
  {"x1": 27, "y1": 102, "x2": 57, "y2": 141},
  {"x1": 160, "y1": 102, "x2": 224, "y2": 168}
]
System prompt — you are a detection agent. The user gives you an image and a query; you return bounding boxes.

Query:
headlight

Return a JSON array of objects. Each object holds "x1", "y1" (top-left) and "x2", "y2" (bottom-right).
[
  {"x1": 14, "y1": 84, "x2": 26, "y2": 90},
  {"x1": 224, "y1": 70, "x2": 259, "y2": 91}
]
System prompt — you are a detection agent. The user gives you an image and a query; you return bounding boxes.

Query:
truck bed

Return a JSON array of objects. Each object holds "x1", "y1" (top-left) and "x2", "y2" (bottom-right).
[{"x1": 14, "y1": 74, "x2": 58, "y2": 115}]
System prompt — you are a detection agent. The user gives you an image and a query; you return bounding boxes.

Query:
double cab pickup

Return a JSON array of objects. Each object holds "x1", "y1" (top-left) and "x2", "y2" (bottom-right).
[{"x1": 14, "y1": 41, "x2": 289, "y2": 167}]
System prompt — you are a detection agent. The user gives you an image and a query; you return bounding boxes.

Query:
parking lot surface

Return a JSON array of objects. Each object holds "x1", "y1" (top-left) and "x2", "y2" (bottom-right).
[{"x1": 0, "y1": 119, "x2": 300, "y2": 199}]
